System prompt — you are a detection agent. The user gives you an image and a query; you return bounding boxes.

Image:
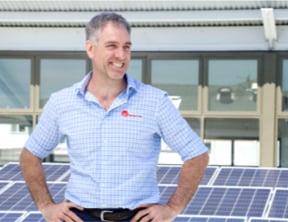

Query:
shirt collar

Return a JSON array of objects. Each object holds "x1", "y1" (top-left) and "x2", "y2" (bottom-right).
[{"x1": 75, "y1": 71, "x2": 138, "y2": 98}]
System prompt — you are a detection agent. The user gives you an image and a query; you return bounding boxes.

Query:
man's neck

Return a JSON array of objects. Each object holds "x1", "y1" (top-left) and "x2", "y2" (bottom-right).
[{"x1": 87, "y1": 74, "x2": 127, "y2": 110}]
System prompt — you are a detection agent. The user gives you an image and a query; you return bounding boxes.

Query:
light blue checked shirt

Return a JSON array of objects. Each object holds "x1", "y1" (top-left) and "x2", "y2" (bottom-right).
[{"x1": 25, "y1": 72, "x2": 208, "y2": 209}]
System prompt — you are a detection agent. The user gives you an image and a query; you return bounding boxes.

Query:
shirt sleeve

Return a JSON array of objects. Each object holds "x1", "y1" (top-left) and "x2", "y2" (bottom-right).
[
  {"x1": 24, "y1": 94, "x2": 63, "y2": 159},
  {"x1": 156, "y1": 94, "x2": 208, "y2": 161}
]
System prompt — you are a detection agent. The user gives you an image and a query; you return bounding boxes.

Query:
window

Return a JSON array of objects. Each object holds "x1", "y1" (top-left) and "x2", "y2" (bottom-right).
[
  {"x1": 151, "y1": 59, "x2": 199, "y2": 111},
  {"x1": 0, "y1": 115, "x2": 32, "y2": 164},
  {"x1": 127, "y1": 59, "x2": 142, "y2": 81},
  {"x1": 282, "y1": 59, "x2": 288, "y2": 112},
  {"x1": 205, "y1": 118, "x2": 259, "y2": 166},
  {"x1": 0, "y1": 58, "x2": 31, "y2": 109},
  {"x1": 40, "y1": 59, "x2": 86, "y2": 108},
  {"x1": 278, "y1": 119, "x2": 288, "y2": 167},
  {"x1": 208, "y1": 59, "x2": 258, "y2": 111}
]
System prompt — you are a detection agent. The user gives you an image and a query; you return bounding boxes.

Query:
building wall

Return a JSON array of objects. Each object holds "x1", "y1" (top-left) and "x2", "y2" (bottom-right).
[{"x1": 1, "y1": 25, "x2": 288, "y2": 52}]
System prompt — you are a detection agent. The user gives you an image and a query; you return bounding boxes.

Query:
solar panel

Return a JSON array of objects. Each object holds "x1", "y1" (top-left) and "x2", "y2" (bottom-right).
[
  {"x1": 157, "y1": 166, "x2": 218, "y2": 185},
  {"x1": 0, "y1": 162, "x2": 70, "y2": 182},
  {"x1": 0, "y1": 163, "x2": 217, "y2": 185},
  {"x1": 159, "y1": 185, "x2": 271, "y2": 217},
  {"x1": 249, "y1": 218, "x2": 288, "y2": 222},
  {"x1": 176, "y1": 215, "x2": 246, "y2": 222},
  {"x1": 268, "y1": 188, "x2": 288, "y2": 218},
  {"x1": 20, "y1": 212, "x2": 45, "y2": 222},
  {"x1": 2, "y1": 163, "x2": 288, "y2": 221},
  {"x1": 213, "y1": 167, "x2": 288, "y2": 188},
  {"x1": 0, "y1": 211, "x2": 25, "y2": 221},
  {"x1": 0, "y1": 182, "x2": 66, "y2": 211}
]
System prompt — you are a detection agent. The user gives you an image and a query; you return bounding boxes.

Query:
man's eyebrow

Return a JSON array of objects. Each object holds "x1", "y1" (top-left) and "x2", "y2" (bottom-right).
[{"x1": 104, "y1": 41, "x2": 132, "y2": 45}]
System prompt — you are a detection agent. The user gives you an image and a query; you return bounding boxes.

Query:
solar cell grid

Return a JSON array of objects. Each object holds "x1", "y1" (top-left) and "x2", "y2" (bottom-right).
[
  {"x1": 157, "y1": 166, "x2": 217, "y2": 185},
  {"x1": 0, "y1": 182, "x2": 66, "y2": 211},
  {"x1": 0, "y1": 211, "x2": 25, "y2": 221},
  {"x1": 1, "y1": 163, "x2": 288, "y2": 221},
  {"x1": 20, "y1": 212, "x2": 45, "y2": 222},
  {"x1": 0, "y1": 163, "x2": 23, "y2": 181},
  {"x1": 268, "y1": 188, "x2": 288, "y2": 218},
  {"x1": 157, "y1": 166, "x2": 180, "y2": 184},
  {"x1": 249, "y1": 218, "x2": 288, "y2": 222},
  {"x1": 178, "y1": 186, "x2": 271, "y2": 217},
  {"x1": 176, "y1": 216, "x2": 246, "y2": 222},
  {"x1": 0, "y1": 162, "x2": 70, "y2": 181},
  {"x1": 213, "y1": 167, "x2": 288, "y2": 188}
]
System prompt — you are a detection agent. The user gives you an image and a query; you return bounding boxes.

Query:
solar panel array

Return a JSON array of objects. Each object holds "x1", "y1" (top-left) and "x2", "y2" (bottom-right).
[{"x1": 1, "y1": 163, "x2": 288, "y2": 222}]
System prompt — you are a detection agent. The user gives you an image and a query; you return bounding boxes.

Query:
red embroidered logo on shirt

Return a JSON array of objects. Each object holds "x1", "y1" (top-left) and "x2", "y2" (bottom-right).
[{"x1": 121, "y1": 110, "x2": 142, "y2": 118}]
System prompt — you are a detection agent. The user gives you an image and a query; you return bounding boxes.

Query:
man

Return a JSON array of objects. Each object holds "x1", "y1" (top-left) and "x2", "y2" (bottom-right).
[{"x1": 20, "y1": 12, "x2": 209, "y2": 222}]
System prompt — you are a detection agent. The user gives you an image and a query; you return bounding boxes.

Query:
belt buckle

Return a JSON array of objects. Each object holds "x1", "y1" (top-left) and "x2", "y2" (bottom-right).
[{"x1": 100, "y1": 210, "x2": 113, "y2": 222}]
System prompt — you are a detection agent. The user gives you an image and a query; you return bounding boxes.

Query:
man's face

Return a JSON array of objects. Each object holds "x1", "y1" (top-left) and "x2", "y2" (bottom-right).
[{"x1": 86, "y1": 22, "x2": 131, "y2": 80}]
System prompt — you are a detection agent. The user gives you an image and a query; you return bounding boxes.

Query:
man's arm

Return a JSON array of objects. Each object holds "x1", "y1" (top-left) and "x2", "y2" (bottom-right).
[
  {"x1": 166, "y1": 152, "x2": 209, "y2": 215},
  {"x1": 132, "y1": 152, "x2": 209, "y2": 222},
  {"x1": 19, "y1": 148, "x2": 83, "y2": 222},
  {"x1": 19, "y1": 148, "x2": 54, "y2": 210}
]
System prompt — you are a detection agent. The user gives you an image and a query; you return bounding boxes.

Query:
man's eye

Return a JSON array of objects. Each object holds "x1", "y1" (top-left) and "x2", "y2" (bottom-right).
[
  {"x1": 124, "y1": 45, "x2": 131, "y2": 50},
  {"x1": 107, "y1": 44, "x2": 116, "y2": 48}
]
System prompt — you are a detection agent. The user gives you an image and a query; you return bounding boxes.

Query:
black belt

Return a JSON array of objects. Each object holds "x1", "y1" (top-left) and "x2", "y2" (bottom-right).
[{"x1": 84, "y1": 208, "x2": 144, "y2": 221}]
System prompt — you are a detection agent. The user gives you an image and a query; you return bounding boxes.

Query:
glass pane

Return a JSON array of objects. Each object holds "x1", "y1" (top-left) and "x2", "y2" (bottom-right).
[
  {"x1": 151, "y1": 60, "x2": 199, "y2": 111},
  {"x1": 208, "y1": 59, "x2": 258, "y2": 111},
  {"x1": 282, "y1": 59, "x2": 288, "y2": 111},
  {"x1": 40, "y1": 59, "x2": 86, "y2": 107},
  {"x1": 205, "y1": 119, "x2": 259, "y2": 166},
  {"x1": 205, "y1": 139, "x2": 232, "y2": 165},
  {"x1": 0, "y1": 115, "x2": 32, "y2": 164},
  {"x1": 127, "y1": 59, "x2": 142, "y2": 81},
  {"x1": 234, "y1": 140, "x2": 259, "y2": 166},
  {"x1": 0, "y1": 59, "x2": 31, "y2": 109},
  {"x1": 278, "y1": 119, "x2": 288, "y2": 167},
  {"x1": 205, "y1": 118, "x2": 259, "y2": 139}
]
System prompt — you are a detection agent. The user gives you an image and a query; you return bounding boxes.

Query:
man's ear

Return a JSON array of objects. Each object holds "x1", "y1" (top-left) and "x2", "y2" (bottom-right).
[{"x1": 85, "y1": 40, "x2": 94, "y2": 59}]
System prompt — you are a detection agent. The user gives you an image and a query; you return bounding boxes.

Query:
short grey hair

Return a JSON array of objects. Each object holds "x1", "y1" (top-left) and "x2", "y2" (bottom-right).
[{"x1": 85, "y1": 12, "x2": 131, "y2": 43}]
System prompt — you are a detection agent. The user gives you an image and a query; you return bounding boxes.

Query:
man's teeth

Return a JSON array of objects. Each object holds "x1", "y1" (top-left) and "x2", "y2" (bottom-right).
[{"x1": 113, "y1": 63, "x2": 123, "y2": 68}]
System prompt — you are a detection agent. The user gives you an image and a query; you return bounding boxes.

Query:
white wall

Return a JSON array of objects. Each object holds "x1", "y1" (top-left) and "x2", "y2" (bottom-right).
[{"x1": 1, "y1": 25, "x2": 288, "y2": 51}]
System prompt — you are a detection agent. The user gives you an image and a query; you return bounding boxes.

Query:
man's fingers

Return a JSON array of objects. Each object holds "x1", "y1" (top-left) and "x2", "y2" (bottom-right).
[
  {"x1": 65, "y1": 210, "x2": 84, "y2": 222},
  {"x1": 132, "y1": 208, "x2": 150, "y2": 222},
  {"x1": 66, "y1": 202, "x2": 84, "y2": 211}
]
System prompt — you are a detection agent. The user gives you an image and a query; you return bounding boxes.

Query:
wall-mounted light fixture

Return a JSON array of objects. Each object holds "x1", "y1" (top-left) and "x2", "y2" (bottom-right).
[{"x1": 261, "y1": 8, "x2": 277, "y2": 50}]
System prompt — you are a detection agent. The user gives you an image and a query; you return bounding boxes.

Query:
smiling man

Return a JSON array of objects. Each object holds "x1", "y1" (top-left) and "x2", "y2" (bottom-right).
[{"x1": 19, "y1": 12, "x2": 209, "y2": 222}]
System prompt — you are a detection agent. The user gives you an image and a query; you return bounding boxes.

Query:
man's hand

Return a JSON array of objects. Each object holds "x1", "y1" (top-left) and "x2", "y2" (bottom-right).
[
  {"x1": 131, "y1": 204, "x2": 177, "y2": 222},
  {"x1": 40, "y1": 201, "x2": 84, "y2": 222}
]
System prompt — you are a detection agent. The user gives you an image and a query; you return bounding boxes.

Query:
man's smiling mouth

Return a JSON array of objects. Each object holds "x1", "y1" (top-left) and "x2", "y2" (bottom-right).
[{"x1": 113, "y1": 62, "x2": 124, "y2": 68}]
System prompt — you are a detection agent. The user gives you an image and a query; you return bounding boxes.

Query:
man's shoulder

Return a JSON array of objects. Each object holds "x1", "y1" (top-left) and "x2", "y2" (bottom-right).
[{"x1": 46, "y1": 83, "x2": 79, "y2": 109}]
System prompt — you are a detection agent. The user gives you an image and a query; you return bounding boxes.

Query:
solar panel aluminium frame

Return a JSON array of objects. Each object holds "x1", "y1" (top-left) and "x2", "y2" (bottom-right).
[
  {"x1": 157, "y1": 165, "x2": 219, "y2": 185},
  {"x1": 264, "y1": 188, "x2": 288, "y2": 219},
  {"x1": 176, "y1": 215, "x2": 247, "y2": 222},
  {"x1": 0, "y1": 211, "x2": 27, "y2": 222},
  {"x1": 18, "y1": 211, "x2": 45, "y2": 222},
  {"x1": 159, "y1": 185, "x2": 273, "y2": 218},
  {"x1": 212, "y1": 166, "x2": 288, "y2": 188},
  {"x1": 0, "y1": 180, "x2": 14, "y2": 194},
  {"x1": 248, "y1": 217, "x2": 288, "y2": 222}
]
